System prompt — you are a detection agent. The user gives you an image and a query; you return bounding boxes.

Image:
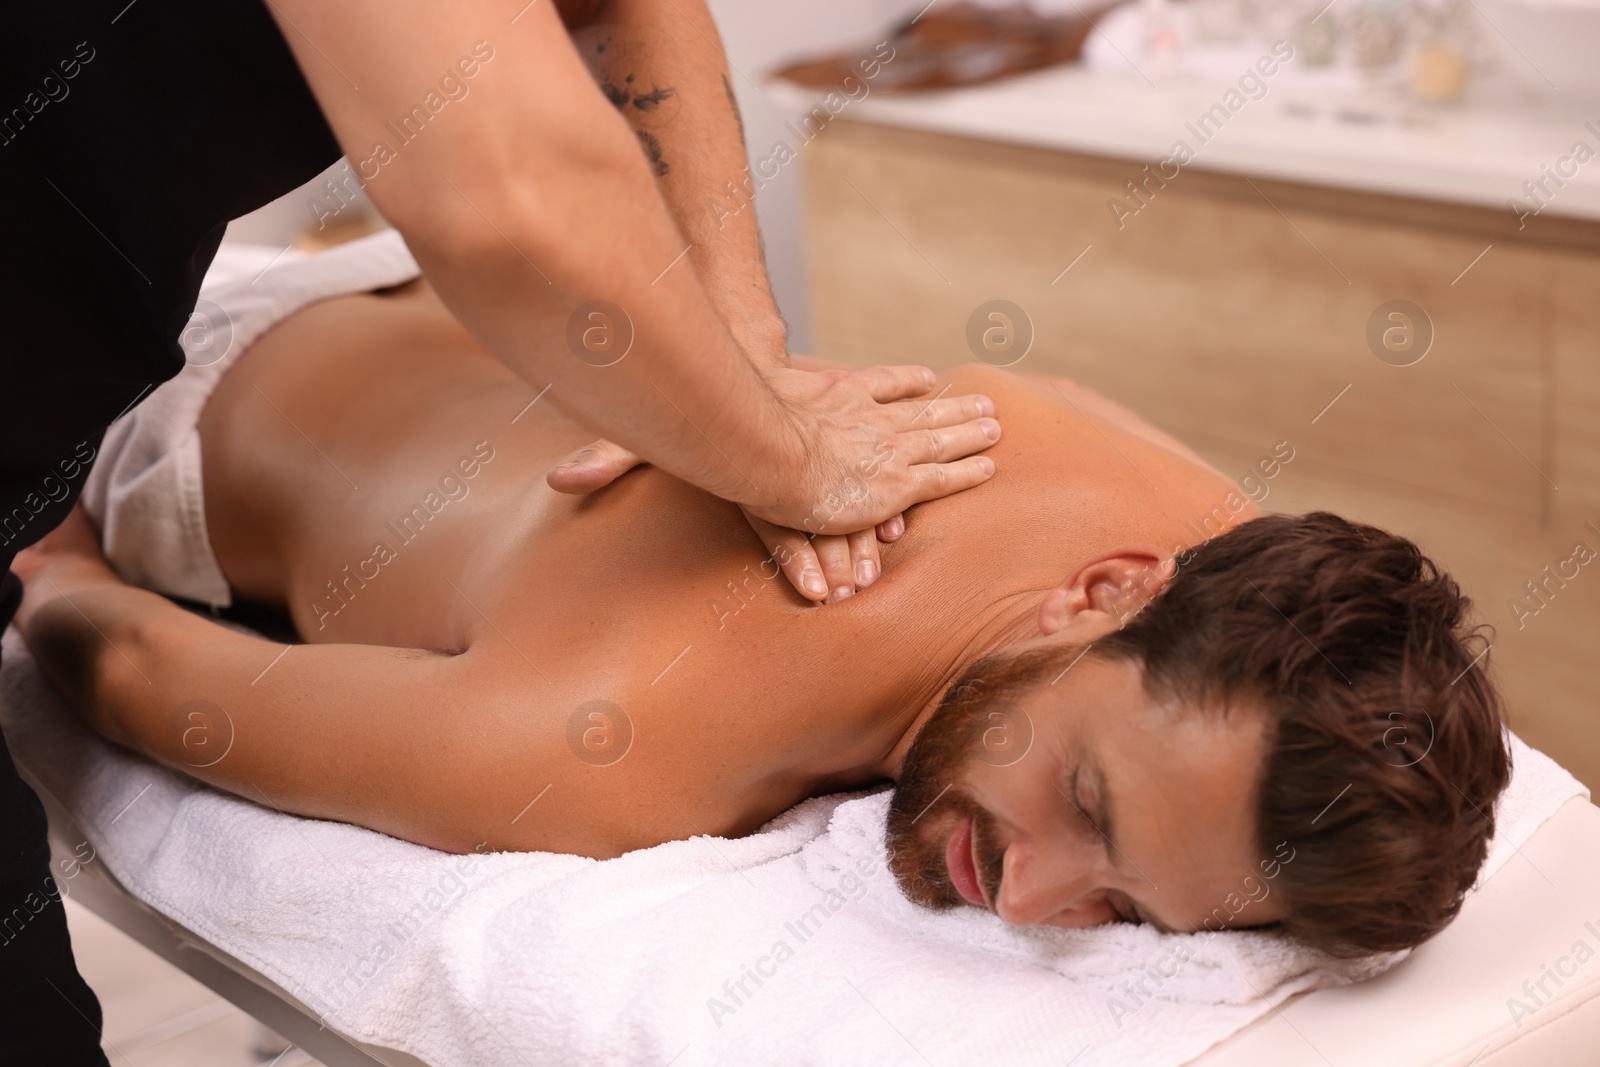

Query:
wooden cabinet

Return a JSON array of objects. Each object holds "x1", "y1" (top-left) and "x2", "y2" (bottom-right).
[{"x1": 803, "y1": 118, "x2": 1600, "y2": 790}]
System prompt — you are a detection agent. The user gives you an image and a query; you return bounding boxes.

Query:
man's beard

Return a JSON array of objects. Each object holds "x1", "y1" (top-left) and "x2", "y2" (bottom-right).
[{"x1": 885, "y1": 643, "x2": 1085, "y2": 911}]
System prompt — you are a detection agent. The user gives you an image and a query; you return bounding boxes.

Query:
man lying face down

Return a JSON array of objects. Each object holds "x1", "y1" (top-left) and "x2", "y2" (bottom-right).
[{"x1": 14, "y1": 274, "x2": 1509, "y2": 961}]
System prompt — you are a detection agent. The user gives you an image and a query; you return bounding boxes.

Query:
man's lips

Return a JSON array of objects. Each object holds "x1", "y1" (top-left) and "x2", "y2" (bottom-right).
[{"x1": 946, "y1": 813, "x2": 988, "y2": 908}]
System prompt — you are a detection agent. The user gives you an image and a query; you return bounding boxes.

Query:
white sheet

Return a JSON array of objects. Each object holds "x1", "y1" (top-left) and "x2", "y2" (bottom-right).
[{"x1": 2, "y1": 625, "x2": 1586, "y2": 1066}]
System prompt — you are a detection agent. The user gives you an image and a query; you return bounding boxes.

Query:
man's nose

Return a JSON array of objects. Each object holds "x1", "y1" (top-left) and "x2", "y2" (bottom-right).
[{"x1": 992, "y1": 838, "x2": 1115, "y2": 928}]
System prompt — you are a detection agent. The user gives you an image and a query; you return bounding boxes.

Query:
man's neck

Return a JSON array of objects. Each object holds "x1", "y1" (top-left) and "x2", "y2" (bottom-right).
[{"x1": 860, "y1": 587, "x2": 1048, "y2": 782}]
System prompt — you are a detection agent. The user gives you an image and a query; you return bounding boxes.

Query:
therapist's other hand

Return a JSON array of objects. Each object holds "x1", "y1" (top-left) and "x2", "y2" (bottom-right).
[
  {"x1": 546, "y1": 438, "x2": 645, "y2": 494},
  {"x1": 750, "y1": 364, "x2": 998, "y2": 535},
  {"x1": 740, "y1": 507, "x2": 907, "y2": 604},
  {"x1": 548, "y1": 437, "x2": 909, "y2": 602}
]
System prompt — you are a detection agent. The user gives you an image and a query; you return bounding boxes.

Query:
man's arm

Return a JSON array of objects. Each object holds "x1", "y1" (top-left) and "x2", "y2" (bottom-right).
[
  {"x1": 262, "y1": 0, "x2": 997, "y2": 534},
  {"x1": 12, "y1": 515, "x2": 663, "y2": 858},
  {"x1": 564, "y1": 0, "x2": 787, "y2": 367}
]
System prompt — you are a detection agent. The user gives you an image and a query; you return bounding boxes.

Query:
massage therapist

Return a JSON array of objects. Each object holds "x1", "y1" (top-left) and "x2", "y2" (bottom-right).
[{"x1": 0, "y1": 2, "x2": 1000, "y2": 1062}]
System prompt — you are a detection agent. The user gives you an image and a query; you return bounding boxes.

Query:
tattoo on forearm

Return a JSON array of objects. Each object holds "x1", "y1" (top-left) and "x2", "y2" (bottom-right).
[
  {"x1": 599, "y1": 74, "x2": 675, "y2": 114},
  {"x1": 636, "y1": 130, "x2": 668, "y2": 177},
  {"x1": 630, "y1": 86, "x2": 675, "y2": 111},
  {"x1": 601, "y1": 78, "x2": 631, "y2": 108},
  {"x1": 585, "y1": 36, "x2": 677, "y2": 176}
]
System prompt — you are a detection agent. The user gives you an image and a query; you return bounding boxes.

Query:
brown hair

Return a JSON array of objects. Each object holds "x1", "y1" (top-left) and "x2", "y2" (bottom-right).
[{"x1": 1094, "y1": 511, "x2": 1510, "y2": 957}]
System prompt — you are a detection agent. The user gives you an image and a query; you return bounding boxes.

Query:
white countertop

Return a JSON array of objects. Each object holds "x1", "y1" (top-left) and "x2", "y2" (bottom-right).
[{"x1": 770, "y1": 28, "x2": 1600, "y2": 223}]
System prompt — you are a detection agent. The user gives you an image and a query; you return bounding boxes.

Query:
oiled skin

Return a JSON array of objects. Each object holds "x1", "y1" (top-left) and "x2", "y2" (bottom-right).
[{"x1": 181, "y1": 279, "x2": 1246, "y2": 856}]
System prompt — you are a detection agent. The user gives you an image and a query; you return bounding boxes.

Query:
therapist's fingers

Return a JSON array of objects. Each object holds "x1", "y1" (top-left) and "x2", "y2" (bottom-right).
[
  {"x1": 740, "y1": 508, "x2": 828, "y2": 602},
  {"x1": 909, "y1": 455, "x2": 998, "y2": 501},
  {"x1": 847, "y1": 528, "x2": 882, "y2": 590},
  {"x1": 739, "y1": 509, "x2": 887, "y2": 603},
  {"x1": 876, "y1": 513, "x2": 906, "y2": 542},
  {"x1": 896, "y1": 417, "x2": 1002, "y2": 465},
  {"x1": 812, "y1": 529, "x2": 884, "y2": 602},
  {"x1": 897, "y1": 393, "x2": 996, "y2": 429},
  {"x1": 545, "y1": 439, "x2": 644, "y2": 494},
  {"x1": 812, "y1": 532, "x2": 856, "y2": 603},
  {"x1": 842, "y1": 364, "x2": 938, "y2": 403}
]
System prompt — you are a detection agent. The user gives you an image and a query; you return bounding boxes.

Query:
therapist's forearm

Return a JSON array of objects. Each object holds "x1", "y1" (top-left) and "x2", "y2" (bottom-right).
[
  {"x1": 265, "y1": 0, "x2": 1004, "y2": 532},
  {"x1": 262, "y1": 0, "x2": 804, "y2": 503},
  {"x1": 407, "y1": 150, "x2": 797, "y2": 505},
  {"x1": 566, "y1": 0, "x2": 788, "y2": 367}
]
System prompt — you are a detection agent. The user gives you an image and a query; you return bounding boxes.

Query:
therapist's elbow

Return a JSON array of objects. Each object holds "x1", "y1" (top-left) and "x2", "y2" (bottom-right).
[{"x1": 373, "y1": 130, "x2": 644, "y2": 286}]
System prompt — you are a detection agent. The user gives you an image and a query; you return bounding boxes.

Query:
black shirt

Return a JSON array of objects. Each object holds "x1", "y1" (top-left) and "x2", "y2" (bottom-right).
[
  {"x1": 0, "y1": 0, "x2": 341, "y2": 565},
  {"x1": 1, "y1": 7, "x2": 341, "y2": 1062}
]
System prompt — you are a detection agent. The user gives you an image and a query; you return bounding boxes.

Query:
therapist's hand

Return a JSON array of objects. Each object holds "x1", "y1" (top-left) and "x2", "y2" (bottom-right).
[
  {"x1": 749, "y1": 363, "x2": 999, "y2": 535},
  {"x1": 547, "y1": 438, "x2": 910, "y2": 603},
  {"x1": 739, "y1": 507, "x2": 906, "y2": 604},
  {"x1": 546, "y1": 438, "x2": 646, "y2": 494}
]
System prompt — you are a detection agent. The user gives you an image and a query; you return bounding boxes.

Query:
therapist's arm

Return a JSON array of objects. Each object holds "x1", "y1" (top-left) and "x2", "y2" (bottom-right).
[
  {"x1": 262, "y1": 0, "x2": 997, "y2": 535},
  {"x1": 552, "y1": 0, "x2": 899, "y2": 602},
  {"x1": 562, "y1": 0, "x2": 787, "y2": 368}
]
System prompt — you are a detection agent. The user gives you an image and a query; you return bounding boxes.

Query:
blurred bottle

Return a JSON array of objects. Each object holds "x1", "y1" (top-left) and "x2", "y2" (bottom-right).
[
  {"x1": 1409, "y1": 0, "x2": 1473, "y2": 102},
  {"x1": 1290, "y1": 0, "x2": 1340, "y2": 66},
  {"x1": 1348, "y1": 1, "x2": 1405, "y2": 71}
]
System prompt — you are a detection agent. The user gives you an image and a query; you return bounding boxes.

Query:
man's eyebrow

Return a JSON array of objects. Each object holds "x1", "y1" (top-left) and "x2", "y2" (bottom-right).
[{"x1": 1079, "y1": 758, "x2": 1176, "y2": 933}]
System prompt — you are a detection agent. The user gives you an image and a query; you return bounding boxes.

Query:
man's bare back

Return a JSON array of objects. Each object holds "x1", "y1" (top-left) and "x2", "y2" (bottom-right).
[{"x1": 147, "y1": 277, "x2": 1246, "y2": 860}]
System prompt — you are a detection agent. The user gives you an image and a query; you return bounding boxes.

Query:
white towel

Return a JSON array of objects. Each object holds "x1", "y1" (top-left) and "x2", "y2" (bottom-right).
[
  {"x1": 80, "y1": 231, "x2": 421, "y2": 608},
  {"x1": 0, "y1": 625, "x2": 1587, "y2": 1067}
]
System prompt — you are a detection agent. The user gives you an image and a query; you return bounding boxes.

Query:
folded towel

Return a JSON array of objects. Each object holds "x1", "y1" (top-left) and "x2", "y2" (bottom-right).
[
  {"x1": 1, "y1": 624, "x2": 1586, "y2": 1066},
  {"x1": 80, "y1": 231, "x2": 421, "y2": 608}
]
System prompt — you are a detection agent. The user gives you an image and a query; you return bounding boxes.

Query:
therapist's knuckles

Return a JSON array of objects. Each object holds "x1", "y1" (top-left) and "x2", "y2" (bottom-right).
[
  {"x1": 915, "y1": 454, "x2": 997, "y2": 497},
  {"x1": 849, "y1": 363, "x2": 938, "y2": 401},
  {"x1": 901, "y1": 393, "x2": 996, "y2": 427},
  {"x1": 898, "y1": 419, "x2": 1001, "y2": 464}
]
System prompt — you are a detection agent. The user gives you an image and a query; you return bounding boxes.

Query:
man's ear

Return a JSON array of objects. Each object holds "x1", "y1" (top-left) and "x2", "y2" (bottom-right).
[{"x1": 1038, "y1": 547, "x2": 1174, "y2": 636}]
